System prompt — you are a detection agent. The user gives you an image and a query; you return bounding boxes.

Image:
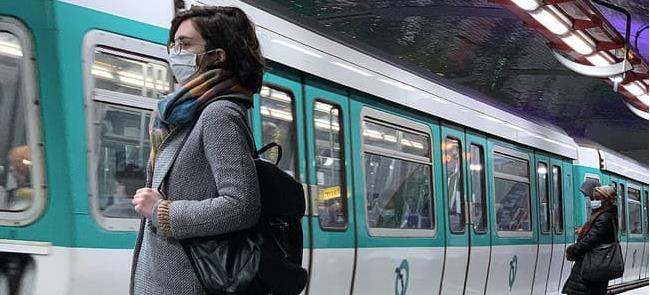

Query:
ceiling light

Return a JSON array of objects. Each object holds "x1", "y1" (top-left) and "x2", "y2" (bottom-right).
[
  {"x1": 530, "y1": 6, "x2": 571, "y2": 35},
  {"x1": 622, "y1": 81, "x2": 648, "y2": 96},
  {"x1": 512, "y1": 0, "x2": 540, "y2": 11},
  {"x1": 560, "y1": 31, "x2": 596, "y2": 55},
  {"x1": 585, "y1": 52, "x2": 615, "y2": 66}
]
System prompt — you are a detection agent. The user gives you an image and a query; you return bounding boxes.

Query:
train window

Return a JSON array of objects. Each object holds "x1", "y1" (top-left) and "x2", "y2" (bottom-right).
[
  {"x1": 493, "y1": 150, "x2": 532, "y2": 235},
  {"x1": 84, "y1": 31, "x2": 171, "y2": 230},
  {"x1": 259, "y1": 85, "x2": 297, "y2": 177},
  {"x1": 92, "y1": 103, "x2": 150, "y2": 219},
  {"x1": 584, "y1": 175, "x2": 601, "y2": 219},
  {"x1": 445, "y1": 138, "x2": 465, "y2": 234},
  {"x1": 92, "y1": 49, "x2": 170, "y2": 99},
  {"x1": 551, "y1": 166, "x2": 563, "y2": 233},
  {"x1": 0, "y1": 20, "x2": 46, "y2": 226},
  {"x1": 628, "y1": 187, "x2": 642, "y2": 235},
  {"x1": 537, "y1": 162, "x2": 550, "y2": 234},
  {"x1": 643, "y1": 190, "x2": 650, "y2": 235},
  {"x1": 469, "y1": 144, "x2": 487, "y2": 234},
  {"x1": 619, "y1": 183, "x2": 626, "y2": 235},
  {"x1": 363, "y1": 121, "x2": 430, "y2": 158},
  {"x1": 313, "y1": 101, "x2": 347, "y2": 229},
  {"x1": 362, "y1": 113, "x2": 434, "y2": 237}
]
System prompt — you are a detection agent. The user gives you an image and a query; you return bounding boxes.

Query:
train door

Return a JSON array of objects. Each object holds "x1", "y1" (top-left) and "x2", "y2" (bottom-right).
[
  {"x1": 302, "y1": 79, "x2": 356, "y2": 295},
  {"x1": 531, "y1": 153, "x2": 552, "y2": 295},
  {"x1": 254, "y1": 69, "x2": 312, "y2": 291},
  {"x1": 545, "y1": 158, "x2": 567, "y2": 294},
  {"x1": 642, "y1": 187, "x2": 649, "y2": 279},
  {"x1": 624, "y1": 183, "x2": 644, "y2": 283},
  {"x1": 463, "y1": 132, "x2": 491, "y2": 295},
  {"x1": 608, "y1": 175, "x2": 627, "y2": 286},
  {"x1": 484, "y1": 142, "x2": 537, "y2": 295},
  {"x1": 439, "y1": 125, "x2": 470, "y2": 294},
  {"x1": 351, "y1": 100, "x2": 444, "y2": 295},
  {"x1": 557, "y1": 160, "x2": 575, "y2": 291}
]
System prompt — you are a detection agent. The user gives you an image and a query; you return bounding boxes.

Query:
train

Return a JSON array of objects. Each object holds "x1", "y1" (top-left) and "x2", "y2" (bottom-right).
[{"x1": 0, "y1": 0, "x2": 647, "y2": 294}]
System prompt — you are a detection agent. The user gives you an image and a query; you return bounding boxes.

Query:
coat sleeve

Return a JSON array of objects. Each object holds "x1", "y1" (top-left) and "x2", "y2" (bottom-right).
[
  {"x1": 567, "y1": 212, "x2": 615, "y2": 258},
  {"x1": 154, "y1": 101, "x2": 261, "y2": 240}
]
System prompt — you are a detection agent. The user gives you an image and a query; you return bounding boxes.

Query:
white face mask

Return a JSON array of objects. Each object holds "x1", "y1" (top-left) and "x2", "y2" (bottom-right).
[
  {"x1": 167, "y1": 49, "x2": 198, "y2": 84},
  {"x1": 590, "y1": 200, "x2": 602, "y2": 209},
  {"x1": 167, "y1": 49, "x2": 215, "y2": 84}
]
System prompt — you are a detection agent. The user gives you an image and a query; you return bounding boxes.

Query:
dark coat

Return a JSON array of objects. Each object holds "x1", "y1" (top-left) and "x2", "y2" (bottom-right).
[{"x1": 562, "y1": 205, "x2": 618, "y2": 295}]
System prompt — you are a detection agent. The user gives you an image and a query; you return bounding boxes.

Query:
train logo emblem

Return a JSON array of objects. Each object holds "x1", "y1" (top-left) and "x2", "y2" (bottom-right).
[
  {"x1": 508, "y1": 255, "x2": 518, "y2": 291},
  {"x1": 394, "y1": 259, "x2": 409, "y2": 295}
]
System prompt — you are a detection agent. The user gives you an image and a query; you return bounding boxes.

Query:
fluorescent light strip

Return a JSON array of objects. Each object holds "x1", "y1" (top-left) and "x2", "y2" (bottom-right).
[
  {"x1": 331, "y1": 61, "x2": 373, "y2": 77},
  {"x1": 0, "y1": 41, "x2": 23, "y2": 57},
  {"x1": 271, "y1": 39, "x2": 323, "y2": 58},
  {"x1": 622, "y1": 81, "x2": 648, "y2": 96},
  {"x1": 560, "y1": 31, "x2": 596, "y2": 55},
  {"x1": 585, "y1": 52, "x2": 615, "y2": 66},
  {"x1": 512, "y1": 0, "x2": 540, "y2": 11},
  {"x1": 530, "y1": 6, "x2": 571, "y2": 35}
]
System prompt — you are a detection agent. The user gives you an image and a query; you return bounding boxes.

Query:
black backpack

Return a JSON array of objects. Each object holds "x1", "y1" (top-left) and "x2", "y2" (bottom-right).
[
  {"x1": 252, "y1": 143, "x2": 307, "y2": 294},
  {"x1": 178, "y1": 97, "x2": 308, "y2": 295}
]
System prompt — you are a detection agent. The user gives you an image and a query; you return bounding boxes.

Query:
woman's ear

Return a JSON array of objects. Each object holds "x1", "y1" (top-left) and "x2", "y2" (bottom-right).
[{"x1": 213, "y1": 48, "x2": 226, "y2": 64}]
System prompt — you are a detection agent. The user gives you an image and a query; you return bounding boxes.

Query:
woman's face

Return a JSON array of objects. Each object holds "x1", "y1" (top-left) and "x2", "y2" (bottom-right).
[{"x1": 173, "y1": 19, "x2": 207, "y2": 54}]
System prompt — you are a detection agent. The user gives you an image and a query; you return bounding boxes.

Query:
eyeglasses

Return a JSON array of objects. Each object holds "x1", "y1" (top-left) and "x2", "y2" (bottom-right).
[{"x1": 168, "y1": 40, "x2": 206, "y2": 54}]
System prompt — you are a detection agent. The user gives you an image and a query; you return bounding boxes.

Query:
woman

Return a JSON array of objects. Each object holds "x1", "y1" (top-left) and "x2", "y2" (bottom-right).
[
  {"x1": 130, "y1": 6, "x2": 265, "y2": 295},
  {"x1": 562, "y1": 185, "x2": 618, "y2": 295}
]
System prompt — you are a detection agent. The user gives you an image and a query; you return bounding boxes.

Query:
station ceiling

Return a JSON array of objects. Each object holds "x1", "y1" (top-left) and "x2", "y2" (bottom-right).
[{"x1": 251, "y1": 0, "x2": 649, "y2": 164}]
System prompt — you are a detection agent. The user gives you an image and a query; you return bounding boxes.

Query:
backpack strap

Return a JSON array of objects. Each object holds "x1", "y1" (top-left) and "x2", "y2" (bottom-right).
[{"x1": 254, "y1": 143, "x2": 283, "y2": 165}]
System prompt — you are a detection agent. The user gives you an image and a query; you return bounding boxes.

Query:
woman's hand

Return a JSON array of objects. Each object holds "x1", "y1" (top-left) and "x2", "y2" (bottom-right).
[
  {"x1": 132, "y1": 188, "x2": 163, "y2": 219},
  {"x1": 565, "y1": 244, "x2": 576, "y2": 261}
]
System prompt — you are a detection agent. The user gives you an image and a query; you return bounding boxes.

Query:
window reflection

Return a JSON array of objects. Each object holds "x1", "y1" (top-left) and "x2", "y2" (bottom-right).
[
  {"x1": 92, "y1": 49, "x2": 171, "y2": 99},
  {"x1": 445, "y1": 138, "x2": 464, "y2": 234},
  {"x1": 365, "y1": 154, "x2": 432, "y2": 229},
  {"x1": 494, "y1": 153, "x2": 531, "y2": 233},
  {"x1": 619, "y1": 183, "x2": 626, "y2": 234},
  {"x1": 260, "y1": 85, "x2": 297, "y2": 177},
  {"x1": 552, "y1": 166, "x2": 563, "y2": 233},
  {"x1": 0, "y1": 32, "x2": 34, "y2": 212},
  {"x1": 628, "y1": 188, "x2": 642, "y2": 234},
  {"x1": 94, "y1": 103, "x2": 149, "y2": 218},
  {"x1": 363, "y1": 118, "x2": 433, "y2": 231},
  {"x1": 313, "y1": 101, "x2": 346, "y2": 229},
  {"x1": 470, "y1": 145, "x2": 487, "y2": 233},
  {"x1": 538, "y1": 162, "x2": 550, "y2": 233},
  {"x1": 363, "y1": 121, "x2": 429, "y2": 158}
]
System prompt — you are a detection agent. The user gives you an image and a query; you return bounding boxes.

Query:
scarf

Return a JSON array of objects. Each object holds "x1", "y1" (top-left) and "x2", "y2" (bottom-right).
[{"x1": 148, "y1": 69, "x2": 252, "y2": 170}]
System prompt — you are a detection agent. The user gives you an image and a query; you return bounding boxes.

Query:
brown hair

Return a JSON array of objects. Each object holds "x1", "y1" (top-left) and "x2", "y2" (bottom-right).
[{"x1": 169, "y1": 6, "x2": 266, "y2": 92}]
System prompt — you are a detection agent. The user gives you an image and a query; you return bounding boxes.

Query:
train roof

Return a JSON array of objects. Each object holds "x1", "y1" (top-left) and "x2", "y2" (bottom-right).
[{"x1": 576, "y1": 141, "x2": 648, "y2": 185}]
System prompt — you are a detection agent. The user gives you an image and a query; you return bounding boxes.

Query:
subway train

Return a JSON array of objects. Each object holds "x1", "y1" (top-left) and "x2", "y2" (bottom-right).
[{"x1": 0, "y1": 0, "x2": 647, "y2": 294}]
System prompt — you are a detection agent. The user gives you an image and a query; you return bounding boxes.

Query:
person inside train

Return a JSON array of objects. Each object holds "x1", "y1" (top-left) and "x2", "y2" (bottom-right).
[
  {"x1": 129, "y1": 5, "x2": 264, "y2": 295},
  {"x1": 562, "y1": 185, "x2": 618, "y2": 295},
  {"x1": 0, "y1": 145, "x2": 32, "y2": 211}
]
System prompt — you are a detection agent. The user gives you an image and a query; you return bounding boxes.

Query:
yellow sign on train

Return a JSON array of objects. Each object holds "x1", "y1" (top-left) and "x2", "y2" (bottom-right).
[{"x1": 319, "y1": 186, "x2": 341, "y2": 201}]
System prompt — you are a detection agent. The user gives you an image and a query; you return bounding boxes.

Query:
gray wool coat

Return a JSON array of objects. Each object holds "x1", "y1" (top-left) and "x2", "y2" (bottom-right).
[{"x1": 130, "y1": 98, "x2": 261, "y2": 295}]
